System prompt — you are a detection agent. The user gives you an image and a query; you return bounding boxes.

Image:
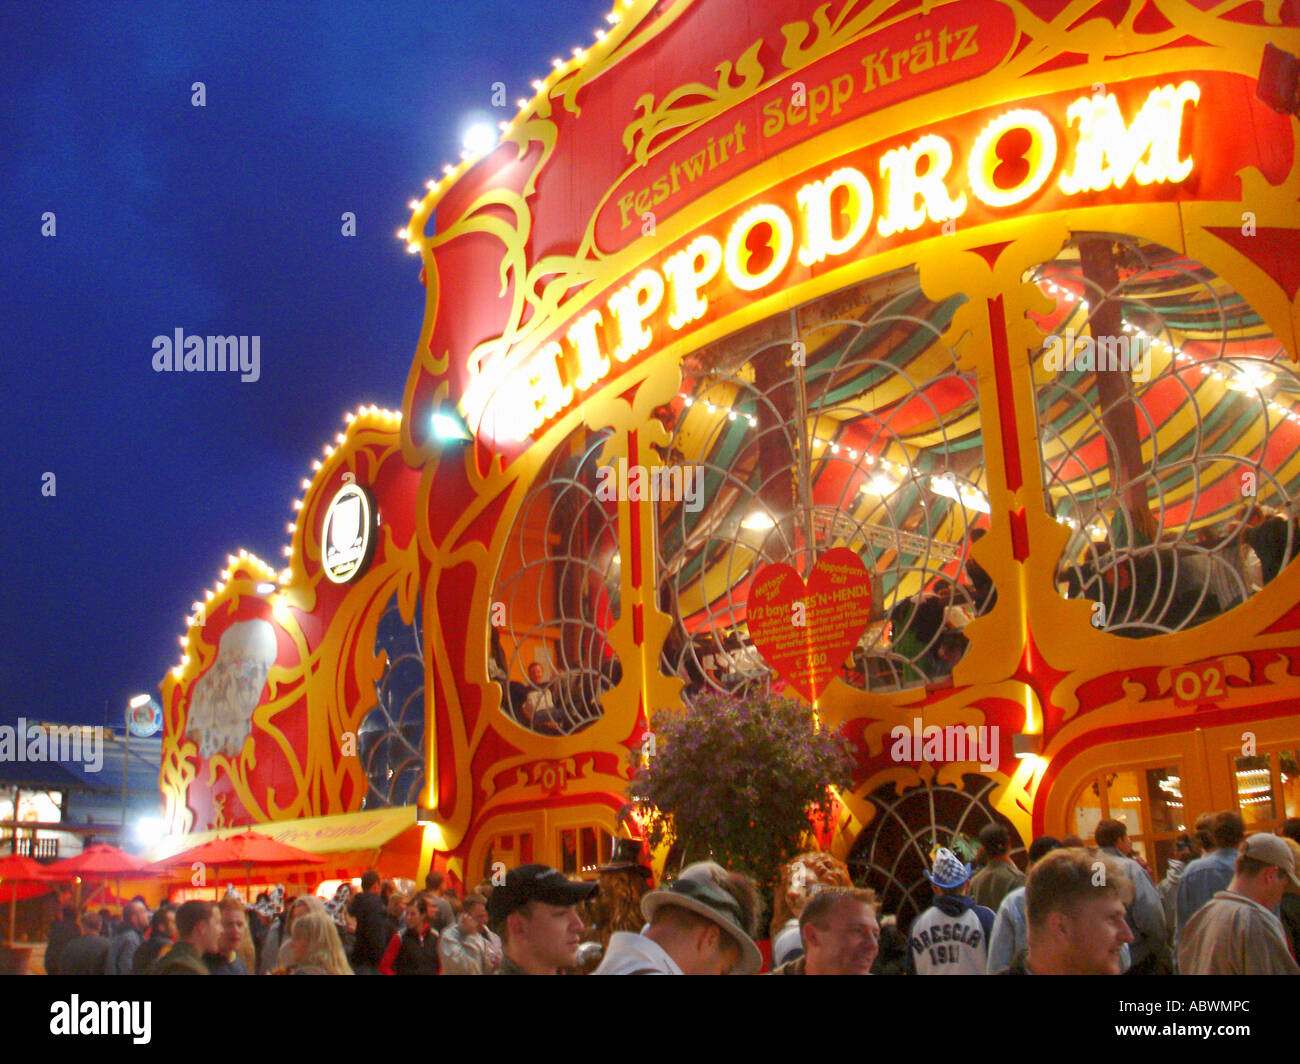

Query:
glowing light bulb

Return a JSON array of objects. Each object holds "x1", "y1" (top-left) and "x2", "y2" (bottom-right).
[{"x1": 462, "y1": 122, "x2": 497, "y2": 155}]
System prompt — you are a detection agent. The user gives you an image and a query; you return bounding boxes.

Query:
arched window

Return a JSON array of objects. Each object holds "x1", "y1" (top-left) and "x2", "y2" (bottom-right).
[
  {"x1": 1031, "y1": 233, "x2": 1300, "y2": 636},
  {"x1": 846, "y1": 774, "x2": 1023, "y2": 929},
  {"x1": 492, "y1": 428, "x2": 621, "y2": 735},
  {"x1": 358, "y1": 592, "x2": 425, "y2": 809},
  {"x1": 656, "y1": 268, "x2": 987, "y2": 696}
]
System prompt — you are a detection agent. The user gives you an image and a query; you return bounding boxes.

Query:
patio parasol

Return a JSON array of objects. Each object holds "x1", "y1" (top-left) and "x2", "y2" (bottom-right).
[
  {"x1": 150, "y1": 831, "x2": 326, "y2": 898},
  {"x1": 47, "y1": 843, "x2": 160, "y2": 913},
  {"x1": 0, "y1": 854, "x2": 55, "y2": 943}
]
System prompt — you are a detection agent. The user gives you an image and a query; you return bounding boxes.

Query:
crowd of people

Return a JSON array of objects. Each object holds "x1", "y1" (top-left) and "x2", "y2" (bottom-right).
[{"x1": 37, "y1": 814, "x2": 1300, "y2": 976}]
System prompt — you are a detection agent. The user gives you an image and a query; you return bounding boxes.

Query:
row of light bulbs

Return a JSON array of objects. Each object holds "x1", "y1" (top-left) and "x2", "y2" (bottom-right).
[
  {"x1": 1122, "y1": 324, "x2": 1298, "y2": 423},
  {"x1": 679, "y1": 392, "x2": 989, "y2": 510},
  {"x1": 395, "y1": 2, "x2": 635, "y2": 256},
  {"x1": 1039, "y1": 279, "x2": 1298, "y2": 424},
  {"x1": 169, "y1": 405, "x2": 403, "y2": 679},
  {"x1": 680, "y1": 391, "x2": 919, "y2": 486}
]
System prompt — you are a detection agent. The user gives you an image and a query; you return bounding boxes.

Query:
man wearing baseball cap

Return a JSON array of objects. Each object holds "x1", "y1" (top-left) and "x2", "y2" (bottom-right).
[
  {"x1": 1177, "y1": 832, "x2": 1300, "y2": 975},
  {"x1": 594, "y1": 860, "x2": 762, "y2": 975},
  {"x1": 487, "y1": 864, "x2": 599, "y2": 975},
  {"x1": 907, "y1": 847, "x2": 996, "y2": 974}
]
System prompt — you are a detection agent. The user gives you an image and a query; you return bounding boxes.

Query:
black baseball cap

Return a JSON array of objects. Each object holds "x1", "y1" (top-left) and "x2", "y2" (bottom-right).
[{"x1": 486, "y1": 864, "x2": 598, "y2": 924}]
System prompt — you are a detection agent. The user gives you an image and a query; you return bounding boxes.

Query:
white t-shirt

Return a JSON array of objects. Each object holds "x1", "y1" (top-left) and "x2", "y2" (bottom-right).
[
  {"x1": 593, "y1": 932, "x2": 684, "y2": 975},
  {"x1": 771, "y1": 919, "x2": 803, "y2": 967}
]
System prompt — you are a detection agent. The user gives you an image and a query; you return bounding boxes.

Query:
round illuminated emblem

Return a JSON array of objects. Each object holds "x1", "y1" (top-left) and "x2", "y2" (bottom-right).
[
  {"x1": 322, "y1": 483, "x2": 375, "y2": 584},
  {"x1": 128, "y1": 698, "x2": 163, "y2": 738}
]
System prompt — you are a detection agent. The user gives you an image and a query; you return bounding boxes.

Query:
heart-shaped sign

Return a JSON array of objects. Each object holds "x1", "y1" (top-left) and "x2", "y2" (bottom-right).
[{"x1": 746, "y1": 547, "x2": 873, "y2": 702}]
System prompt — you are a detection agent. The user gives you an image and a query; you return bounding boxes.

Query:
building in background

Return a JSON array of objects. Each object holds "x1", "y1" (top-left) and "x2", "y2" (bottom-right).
[
  {"x1": 152, "y1": 0, "x2": 1300, "y2": 926},
  {"x1": 0, "y1": 724, "x2": 162, "y2": 861}
]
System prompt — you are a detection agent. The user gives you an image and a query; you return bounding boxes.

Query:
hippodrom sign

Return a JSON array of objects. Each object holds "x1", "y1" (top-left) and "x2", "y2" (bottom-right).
[{"x1": 467, "y1": 80, "x2": 1201, "y2": 444}]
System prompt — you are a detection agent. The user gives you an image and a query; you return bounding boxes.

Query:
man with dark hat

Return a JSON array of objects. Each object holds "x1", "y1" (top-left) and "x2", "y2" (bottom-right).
[
  {"x1": 594, "y1": 860, "x2": 762, "y2": 975},
  {"x1": 487, "y1": 864, "x2": 598, "y2": 975}
]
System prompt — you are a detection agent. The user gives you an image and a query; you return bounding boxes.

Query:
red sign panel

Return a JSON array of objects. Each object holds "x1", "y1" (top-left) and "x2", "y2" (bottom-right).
[{"x1": 746, "y1": 547, "x2": 873, "y2": 702}]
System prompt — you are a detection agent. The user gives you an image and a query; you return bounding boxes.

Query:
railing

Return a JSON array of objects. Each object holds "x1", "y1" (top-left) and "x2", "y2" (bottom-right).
[{"x1": 13, "y1": 836, "x2": 59, "y2": 859}]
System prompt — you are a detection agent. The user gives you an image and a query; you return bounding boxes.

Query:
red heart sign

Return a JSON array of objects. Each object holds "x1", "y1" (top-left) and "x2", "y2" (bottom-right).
[{"x1": 746, "y1": 547, "x2": 873, "y2": 702}]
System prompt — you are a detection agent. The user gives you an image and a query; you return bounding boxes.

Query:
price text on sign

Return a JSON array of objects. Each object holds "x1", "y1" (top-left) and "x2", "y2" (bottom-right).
[
  {"x1": 746, "y1": 547, "x2": 873, "y2": 702},
  {"x1": 1171, "y1": 661, "x2": 1227, "y2": 705}
]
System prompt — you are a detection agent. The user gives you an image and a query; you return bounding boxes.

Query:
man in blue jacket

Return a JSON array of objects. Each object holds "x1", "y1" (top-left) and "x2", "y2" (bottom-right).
[
  {"x1": 1095, "y1": 818, "x2": 1168, "y2": 973},
  {"x1": 1176, "y1": 811, "x2": 1245, "y2": 935}
]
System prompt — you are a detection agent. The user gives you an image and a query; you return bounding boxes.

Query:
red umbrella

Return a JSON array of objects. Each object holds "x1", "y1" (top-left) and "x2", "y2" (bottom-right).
[
  {"x1": 48, "y1": 843, "x2": 156, "y2": 880},
  {"x1": 0, "y1": 855, "x2": 55, "y2": 943},
  {"x1": 151, "y1": 831, "x2": 325, "y2": 898},
  {"x1": 48, "y1": 843, "x2": 161, "y2": 916}
]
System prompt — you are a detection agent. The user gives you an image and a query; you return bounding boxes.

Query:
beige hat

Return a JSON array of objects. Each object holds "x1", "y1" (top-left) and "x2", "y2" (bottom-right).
[
  {"x1": 1278, "y1": 837, "x2": 1300, "y2": 893},
  {"x1": 1241, "y1": 833, "x2": 1300, "y2": 889},
  {"x1": 641, "y1": 862, "x2": 762, "y2": 974}
]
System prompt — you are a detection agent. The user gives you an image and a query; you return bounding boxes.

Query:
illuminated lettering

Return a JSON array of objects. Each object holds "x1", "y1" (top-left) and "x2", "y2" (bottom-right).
[
  {"x1": 564, "y1": 310, "x2": 609, "y2": 390},
  {"x1": 663, "y1": 236, "x2": 722, "y2": 329},
  {"x1": 1058, "y1": 80, "x2": 1199, "y2": 194},
  {"x1": 797, "y1": 167, "x2": 874, "y2": 266},
  {"x1": 724, "y1": 203, "x2": 794, "y2": 291},
  {"x1": 474, "y1": 83, "x2": 1201, "y2": 443},
  {"x1": 607, "y1": 268, "x2": 665, "y2": 363},
  {"x1": 876, "y1": 133, "x2": 966, "y2": 237},
  {"x1": 967, "y1": 108, "x2": 1057, "y2": 208},
  {"x1": 526, "y1": 341, "x2": 571, "y2": 421}
]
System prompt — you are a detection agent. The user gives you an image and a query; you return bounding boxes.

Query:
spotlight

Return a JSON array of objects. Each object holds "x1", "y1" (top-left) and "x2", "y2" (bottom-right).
[{"x1": 461, "y1": 122, "x2": 497, "y2": 156}]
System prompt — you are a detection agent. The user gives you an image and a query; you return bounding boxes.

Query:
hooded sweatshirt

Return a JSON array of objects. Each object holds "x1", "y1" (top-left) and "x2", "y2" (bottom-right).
[{"x1": 907, "y1": 894, "x2": 996, "y2": 975}]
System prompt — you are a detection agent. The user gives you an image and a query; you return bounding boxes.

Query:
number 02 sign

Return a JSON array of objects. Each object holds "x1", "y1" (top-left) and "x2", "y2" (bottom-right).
[{"x1": 1171, "y1": 661, "x2": 1227, "y2": 706}]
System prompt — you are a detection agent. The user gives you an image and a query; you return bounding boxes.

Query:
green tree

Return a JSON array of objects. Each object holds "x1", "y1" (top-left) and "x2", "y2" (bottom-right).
[{"x1": 630, "y1": 690, "x2": 856, "y2": 916}]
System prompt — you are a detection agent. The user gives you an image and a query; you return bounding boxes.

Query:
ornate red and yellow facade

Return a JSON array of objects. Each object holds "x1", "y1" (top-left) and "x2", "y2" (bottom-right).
[{"x1": 157, "y1": 0, "x2": 1300, "y2": 915}]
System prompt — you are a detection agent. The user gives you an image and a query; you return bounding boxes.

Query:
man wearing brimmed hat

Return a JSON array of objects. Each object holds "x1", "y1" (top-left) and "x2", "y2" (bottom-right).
[
  {"x1": 907, "y1": 847, "x2": 996, "y2": 975},
  {"x1": 594, "y1": 860, "x2": 762, "y2": 975},
  {"x1": 487, "y1": 864, "x2": 598, "y2": 975},
  {"x1": 1177, "y1": 832, "x2": 1300, "y2": 975}
]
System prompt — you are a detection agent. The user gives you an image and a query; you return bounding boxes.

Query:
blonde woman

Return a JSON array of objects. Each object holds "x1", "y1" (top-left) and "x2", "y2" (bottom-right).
[
  {"x1": 267, "y1": 895, "x2": 328, "y2": 973},
  {"x1": 287, "y1": 911, "x2": 353, "y2": 975}
]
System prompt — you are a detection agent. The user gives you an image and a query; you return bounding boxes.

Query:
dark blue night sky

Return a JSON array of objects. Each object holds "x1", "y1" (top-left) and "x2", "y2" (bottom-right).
[{"x1": 2, "y1": 1, "x2": 610, "y2": 728}]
